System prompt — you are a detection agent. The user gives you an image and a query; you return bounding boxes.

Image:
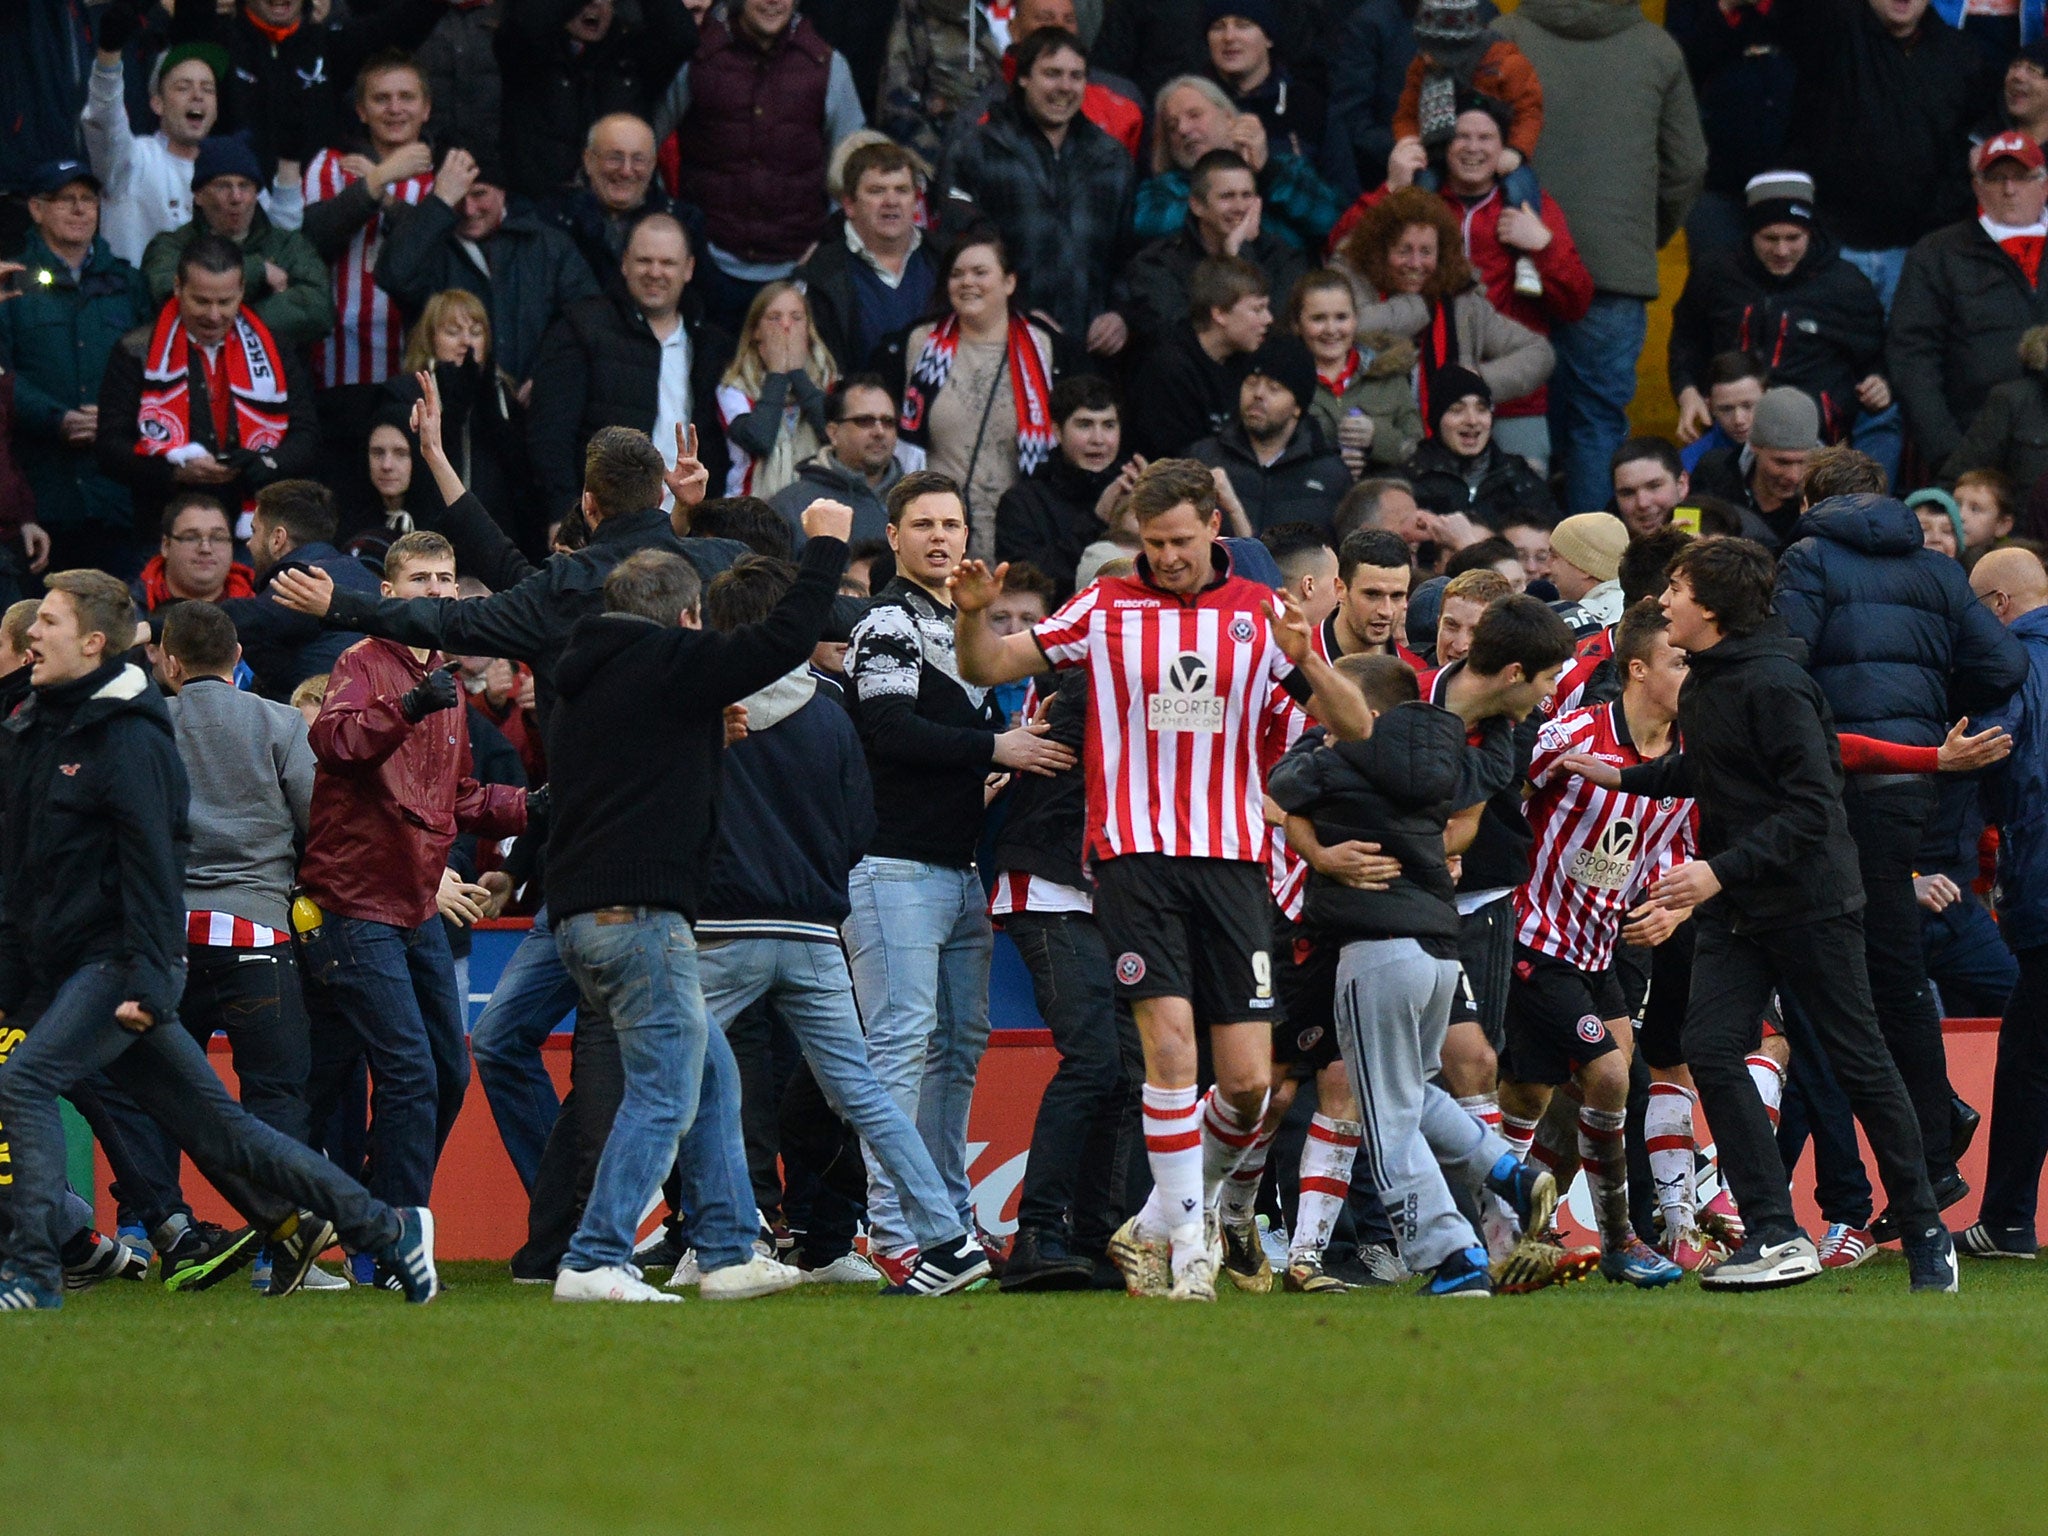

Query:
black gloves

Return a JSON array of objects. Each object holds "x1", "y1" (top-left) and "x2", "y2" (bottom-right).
[
  {"x1": 96, "y1": 1, "x2": 143, "y2": 55},
  {"x1": 400, "y1": 666, "x2": 462, "y2": 722},
  {"x1": 522, "y1": 783, "x2": 551, "y2": 835}
]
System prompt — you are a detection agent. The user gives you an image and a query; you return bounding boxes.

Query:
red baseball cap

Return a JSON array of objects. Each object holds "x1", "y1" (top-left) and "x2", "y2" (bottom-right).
[{"x1": 1977, "y1": 130, "x2": 2046, "y2": 174}]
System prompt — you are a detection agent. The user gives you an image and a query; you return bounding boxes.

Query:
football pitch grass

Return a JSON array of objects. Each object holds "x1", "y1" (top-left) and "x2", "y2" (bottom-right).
[{"x1": 10, "y1": 1256, "x2": 2047, "y2": 1534}]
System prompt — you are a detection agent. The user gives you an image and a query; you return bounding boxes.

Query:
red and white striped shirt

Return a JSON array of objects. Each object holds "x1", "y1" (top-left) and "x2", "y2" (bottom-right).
[
  {"x1": 305, "y1": 149, "x2": 433, "y2": 389},
  {"x1": 988, "y1": 870, "x2": 1094, "y2": 917},
  {"x1": 1033, "y1": 552, "x2": 1303, "y2": 864},
  {"x1": 1513, "y1": 701, "x2": 1696, "y2": 972},
  {"x1": 1540, "y1": 626, "x2": 1617, "y2": 721},
  {"x1": 187, "y1": 910, "x2": 289, "y2": 949}
]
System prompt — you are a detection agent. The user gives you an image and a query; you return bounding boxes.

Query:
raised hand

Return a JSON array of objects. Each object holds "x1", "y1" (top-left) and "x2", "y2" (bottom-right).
[
  {"x1": 1262, "y1": 589, "x2": 1311, "y2": 663},
  {"x1": 664, "y1": 423, "x2": 708, "y2": 513},
  {"x1": 411, "y1": 367, "x2": 447, "y2": 464},
  {"x1": 799, "y1": 496, "x2": 854, "y2": 545},
  {"x1": 947, "y1": 558, "x2": 1009, "y2": 613}
]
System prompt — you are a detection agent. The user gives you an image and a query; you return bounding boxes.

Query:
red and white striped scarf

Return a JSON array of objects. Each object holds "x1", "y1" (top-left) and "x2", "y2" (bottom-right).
[
  {"x1": 900, "y1": 312, "x2": 1057, "y2": 476},
  {"x1": 135, "y1": 299, "x2": 289, "y2": 463}
]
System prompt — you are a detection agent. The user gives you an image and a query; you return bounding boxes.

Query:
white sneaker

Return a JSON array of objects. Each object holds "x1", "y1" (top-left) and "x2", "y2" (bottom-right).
[
  {"x1": 699, "y1": 1252, "x2": 804, "y2": 1300},
  {"x1": 663, "y1": 1250, "x2": 702, "y2": 1289},
  {"x1": 801, "y1": 1252, "x2": 882, "y2": 1284},
  {"x1": 554, "y1": 1263, "x2": 681, "y2": 1303},
  {"x1": 299, "y1": 1262, "x2": 351, "y2": 1291}
]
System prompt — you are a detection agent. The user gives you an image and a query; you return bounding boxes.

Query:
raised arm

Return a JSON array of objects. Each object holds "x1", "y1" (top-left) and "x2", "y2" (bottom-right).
[{"x1": 949, "y1": 559, "x2": 1056, "y2": 686}]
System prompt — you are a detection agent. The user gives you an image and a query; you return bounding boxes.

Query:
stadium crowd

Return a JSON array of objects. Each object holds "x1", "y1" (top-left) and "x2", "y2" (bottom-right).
[{"x1": 5, "y1": 0, "x2": 2048, "y2": 1307}]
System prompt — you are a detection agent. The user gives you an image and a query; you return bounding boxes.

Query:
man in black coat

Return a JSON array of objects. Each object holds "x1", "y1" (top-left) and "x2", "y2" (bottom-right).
[
  {"x1": 527, "y1": 215, "x2": 733, "y2": 525},
  {"x1": 993, "y1": 374, "x2": 1135, "y2": 597},
  {"x1": 1890, "y1": 132, "x2": 2048, "y2": 468},
  {"x1": 0, "y1": 570, "x2": 439, "y2": 1310},
  {"x1": 1776, "y1": 478, "x2": 2028, "y2": 1214},
  {"x1": 795, "y1": 141, "x2": 939, "y2": 375},
  {"x1": 1189, "y1": 335, "x2": 1350, "y2": 536},
  {"x1": 1669, "y1": 171, "x2": 1889, "y2": 448},
  {"x1": 1561, "y1": 536, "x2": 1956, "y2": 1293}
]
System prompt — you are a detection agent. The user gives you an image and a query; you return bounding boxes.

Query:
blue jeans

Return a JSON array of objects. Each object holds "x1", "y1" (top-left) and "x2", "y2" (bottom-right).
[
  {"x1": 470, "y1": 905, "x2": 578, "y2": 1192},
  {"x1": 300, "y1": 913, "x2": 468, "y2": 1209},
  {"x1": 844, "y1": 857, "x2": 993, "y2": 1255},
  {"x1": 556, "y1": 908, "x2": 709, "y2": 1272},
  {"x1": 1547, "y1": 292, "x2": 1647, "y2": 516},
  {"x1": 1839, "y1": 245, "x2": 1908, "y2": 316},
  {"x1": 698, "y1": 935, "x2": 965, "y2": 1251},
  {"x1": 0, "y1": 962, "x2": 397, "y2": 1293}
]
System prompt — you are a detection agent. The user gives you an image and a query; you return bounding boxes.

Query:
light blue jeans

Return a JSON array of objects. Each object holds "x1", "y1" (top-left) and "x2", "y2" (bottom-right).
[
  {"x1": 1547, "y1": 292, "x2": 1648, "y2": 517},
  {"x1": 843, "y1": 857, "x2": 993, "y2": 1255},
  {"x1": 699, "y1": 935, "x2": 966, "y2": 1251},
  {"x1": 556, "y1": 908, "x2": 708, "y2": 1273}
]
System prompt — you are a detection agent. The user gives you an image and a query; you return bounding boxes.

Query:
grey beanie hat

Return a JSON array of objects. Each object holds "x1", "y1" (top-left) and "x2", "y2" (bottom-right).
[{"x1": 1750, "y1": 386, "x2": 1820, "y2": 451}]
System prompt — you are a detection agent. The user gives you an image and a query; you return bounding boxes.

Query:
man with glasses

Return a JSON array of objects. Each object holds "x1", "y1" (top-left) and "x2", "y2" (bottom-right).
[
  {"x1": 1893, "y1": 133, "x2": 2048, "y2": 472},
  {"x1": 541, "y1": 114, "x2": 687, "y2": 299},
  {"x1": 770, "y1": 376, "x2": 916, "y2": 546},
  {"x1": 133, "y1": 494, "x2": 256, "y2": 613}
]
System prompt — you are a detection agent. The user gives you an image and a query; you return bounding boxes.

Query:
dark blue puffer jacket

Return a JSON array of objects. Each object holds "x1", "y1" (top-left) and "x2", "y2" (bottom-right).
[
  {"x1": 1775, "y1": 494, "x2": 2028, "y2": 745},
  {"x1": 1981, "y1": 606, "x2": 2048, "y2": 952}
]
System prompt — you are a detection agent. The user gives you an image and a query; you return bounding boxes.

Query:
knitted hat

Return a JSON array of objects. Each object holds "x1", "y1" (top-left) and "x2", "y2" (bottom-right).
[
  {"x1": 1905, "y1": 487, "x2": 1967, "y2": 552},
  {"x1": 1549, "y1": 512, "x2": 1629, "y2": 584},
  {"x1": 1244, "y1": 335, "x2": 1319, "y2": 417},
  {"x1": 1414, "y1": 0, "x2": 1487, "y2": 45},
  {"x1": 151, "y1": 40, "x2": 228, "y2": 93},
  {"x1": 1750, "y1": 386, "x2": 1820, "y2": 451},
  {"x1": 1744, "y1": 169, "x2": 1815, "y2": 232},
  {"x1": 1429, "y1": 364, "x2": 1492, "y2": 434},
  {"x1": 1407, "y1": 575, "x2": 1447, "y2": 650},
  {"x1": 192, "y1": 135, "x2": 262, "y2": 190},
  {"x1": 1203, "y1": 0, "x2": 1278, "y2": 38}
]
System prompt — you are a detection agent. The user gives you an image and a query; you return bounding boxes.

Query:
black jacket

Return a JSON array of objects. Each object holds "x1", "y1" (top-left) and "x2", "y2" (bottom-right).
[
  {"x1": 526, "y1": 291, "x2": 733, "y2": 523},
  {"x1": 1777, "y1": 0, "x2": 1989, "y2": 250},
  {"x1": 1686, "y1": 443, "x2": 1803, "y2": 549},
  {"x1": 1426, "y1": 661, "x2": 1539, "y2": 894},
  {"x1": 699, "y1": 675, "x2": 876, "y2": 941},
  {"x1": 374, "y1": 195, "x2": 600, "y2": 385},
  {"x1": 993, "y1": 453, "x2": 1117, "y2": 598},
  {"x1": 794, "y1": 222, "x2": 940, "y2": 375},
  {"x1": 1774, "y1": 493, "x2": 2027, "y2": 743},
  {"x1": 846, "y1": 576, "x2": 1003, "y2": 867},
  {"x1": 1668, "y1": 0, "x2": 1796, "y2": 199},
  {"x1": 1124, "y1": 322, "x2": 1247, "y2": 461},
  {"x1": 543, "y1": 535, "x2": 847, "y2": 921},
  {"x1": 1111, "y1": 224, "x2": 1310, "y2": 357},
  {"x1": 1268, "y1": 704, "x2": 1474, "y2": 944},
  {"x1": 1890, "y1": 216, "x2": 2048, "y2": 467},
  {"x1": 495, "y1": 0, "x2": 698, "y2": 202},
  {"x1": 95, "y1": 324, "x2": 322, "y2": 537},
  {"x1": 990, "y1": 668, "x2": 1088, "y2": 891},
  {"x1": 1616, "y1": 628, "x2": 1864, "y2": 933},
  {"x1": 319, "y1": 498, "x2": 749, "y2": 727},
  {"x1": 1190, "y1": 418, "x2": 1351, "y2": 537},
  {"x1": 168, "y1": 0, "x2": 445, "y2": 172},
  {"x1": 1942, "y1": 365, "x2": 2048, "y2": 493},
  {"x1": 380, "y1": 360, "x2": 538, "y2": 555},
  {"x1": 218, "y1": 540, "x2": 382, "y2": 700},
  {"x1": 1403, "y1": 435, "x2": 1555, "y2": 528},
  {"x1": 1667, "y1": 228, "x2": 1885, "y2": 441},
  {"x1": 0, "y1": 662, "x2": 187, "y2": 1024}
]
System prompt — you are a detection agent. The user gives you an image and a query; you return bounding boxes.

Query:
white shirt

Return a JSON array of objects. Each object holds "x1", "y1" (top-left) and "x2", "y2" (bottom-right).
[{"x1": 652, "y1": 318, "x2": 693, "y2": 507}]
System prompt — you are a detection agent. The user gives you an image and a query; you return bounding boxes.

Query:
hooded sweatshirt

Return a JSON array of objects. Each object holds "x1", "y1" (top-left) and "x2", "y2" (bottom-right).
[{"x1": 544, "y1": 536, "x2": 848, "y2": 921}]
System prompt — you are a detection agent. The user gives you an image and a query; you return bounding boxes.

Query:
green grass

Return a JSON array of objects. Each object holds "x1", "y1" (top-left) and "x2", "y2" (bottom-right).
[{"x1": 9, "y1": 1256, "x2": 2047, "y2": 1533}]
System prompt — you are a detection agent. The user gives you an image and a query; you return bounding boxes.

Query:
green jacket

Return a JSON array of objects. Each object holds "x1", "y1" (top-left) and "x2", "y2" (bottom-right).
[
  {"x1": 1307, "y1": 332, "x2": 1425, "y2": 471},
  {"x1": 1497, "y1": 0, "x2": 1706, "y2": 299},
  {"x1": 0, "y1": 230, "x2": 148, "y2": 532},
  {"x1": 140, "y1": 208, "x2": 335, "y2": 353}
]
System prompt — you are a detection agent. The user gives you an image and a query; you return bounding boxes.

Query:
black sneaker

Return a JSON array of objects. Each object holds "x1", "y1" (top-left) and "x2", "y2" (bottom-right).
[
  {"x1": 1950, "y1": 1096, "x2": 1982, "y2": 1165},
  {"x1": 880, "y1": 1234, "x2": 991, "y2": 1296},
  {"x1": 374, "y1": 1207, "x2": 440, "y2": 1303},
  {"x1": 1697, "y1": 1231, "x2": 1821, "y2": 1292},
  {"x1": 1956, "y1": 1220, "x2": 2037, "y2": 1260},
  {"x1": 999, "y1": 1228, "x2": 1094, "y2": 1292},
  {"x1": 267, "y1": 1213, "x2": 340, "y2": 1297},
  {"x1": 62, "y1": 1230, "x2": 149, "y2": 1291},
  {"x1": 631, "y1": 1223, "x2": 689, "y2": 1272},
  {"x1": 1871, "y1": 1174, "x2": 1970, "y2": 1243},
  {"x1": 161, "y1": 1221, "x2": 262, "y2": 1293},
  {"x1": 1421, "y1": 1245, "x2": 1492, "y2": 1297},
  {"x1": 1904, "y1": 1225, "x2": 1960, "y2": 1293}
]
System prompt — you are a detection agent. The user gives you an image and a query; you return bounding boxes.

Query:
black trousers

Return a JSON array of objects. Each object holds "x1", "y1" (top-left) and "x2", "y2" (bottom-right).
[
  {"x1": 777, "y1": 1059, "x2": 865, "y2": 1265},
  {"x1": 1005, "y1": 911, "x2": 1146, "y2": 1255},
  {"x1": 1843, "y1": 778, "x2": 1961, "y2": 1183},
  {"x1": 514, "y1": 1001, "x2": 620, "y2": 1277},
  {"x1": 1982, "y1": 944, "x2": 2048, "y2": 1236},
  {"x1": 1686, "y1": 908, "x2": 1936, "y2": 1240}
]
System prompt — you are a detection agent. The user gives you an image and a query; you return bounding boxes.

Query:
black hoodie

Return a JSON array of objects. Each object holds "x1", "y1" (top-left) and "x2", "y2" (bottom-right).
[
  {"x1": 994, "y1": 455, "x2": 1119, "y2": 599},
  {"x1": 0, "y1": 661, "x2": 189, "y2": 1024},
  {"x1": 542, "y1": 537, "x2": 847, "y2": 922},
  {"x1": 1615, "y1": 627, "x2": 1863, "y2": 933},
  {"x1": 1268, "y1": 702, "x2": 1516, "y2": 948}
]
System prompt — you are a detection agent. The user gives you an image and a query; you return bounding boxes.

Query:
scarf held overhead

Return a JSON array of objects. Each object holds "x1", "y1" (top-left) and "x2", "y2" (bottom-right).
[
  {"x1": 899, "y1": 312, "x2": 1057, "y2": 476},
  {"x1": 134, "y1": 300, "x2": 290, "y2": 466}
]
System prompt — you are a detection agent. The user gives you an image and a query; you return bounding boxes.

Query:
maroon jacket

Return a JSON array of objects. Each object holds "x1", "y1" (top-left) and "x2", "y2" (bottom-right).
[
  {"x1": 676, "y1": 16, "x2": 834, "y2": 266},
  {"x1": 300, "y1": 636, "x2": 526, "y2": 928}
]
